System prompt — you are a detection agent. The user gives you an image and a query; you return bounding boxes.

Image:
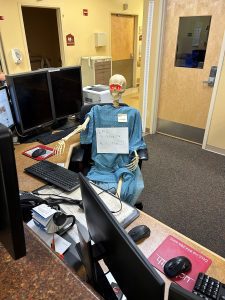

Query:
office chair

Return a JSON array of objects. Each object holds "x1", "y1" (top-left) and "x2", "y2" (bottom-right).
[{"x1": 68, "y1": 103, "x2": 148, "y2": 210}]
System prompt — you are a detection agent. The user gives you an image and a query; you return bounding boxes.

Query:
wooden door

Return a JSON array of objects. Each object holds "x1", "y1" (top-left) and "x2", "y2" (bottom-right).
[
  {"x1": 111, "y1": 14, "x2": 135, "y2": 88},
  {"x1": 157, "y1": 0, "x2": 225, "y2": 143}
]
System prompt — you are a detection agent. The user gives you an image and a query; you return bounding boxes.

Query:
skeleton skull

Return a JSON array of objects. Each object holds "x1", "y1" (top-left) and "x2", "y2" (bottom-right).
[{"x1": 109, "y1": 74, "x2": 126, "y2": 107}]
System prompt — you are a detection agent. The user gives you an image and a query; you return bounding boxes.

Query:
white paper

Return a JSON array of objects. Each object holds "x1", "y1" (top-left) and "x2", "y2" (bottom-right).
[
  {"x1": 32, "y1": 204, "x2": 57, "y2": 219},
  {"x1": 96, "y1": 127, "x2": 129, "y2": 154},
  {"x1": 118, "y1": 114, "x2": 127, "y2": 123},
  {"x1": 27, "y1": 220, "x2": 71, "y2": 254}
]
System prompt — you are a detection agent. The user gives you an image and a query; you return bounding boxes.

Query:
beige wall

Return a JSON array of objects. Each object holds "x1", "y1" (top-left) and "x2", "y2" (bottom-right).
[
  {"x1": 0, "y1": 0, "x2": 143, "y2": 75},
  {"x1": 205, "y1": 53, "x2": 225, "y2": 151}
]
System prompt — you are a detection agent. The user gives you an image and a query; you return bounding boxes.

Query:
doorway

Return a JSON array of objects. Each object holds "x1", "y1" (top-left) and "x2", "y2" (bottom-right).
[
  {"x1": 21, "y1": 7, "x2": 62, "y2": 70},
  {"x1": 156, "y1": 0, "x2": 225, "y2": 144},
  {"x1": 111, "y1": 14, "x2": 135, "y2": 88}
]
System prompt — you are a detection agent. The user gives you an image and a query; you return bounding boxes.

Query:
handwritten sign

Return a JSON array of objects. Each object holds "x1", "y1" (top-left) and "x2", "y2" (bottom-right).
[{"x1": 96, "y1": 127, "x2": 129, "y2": 154}]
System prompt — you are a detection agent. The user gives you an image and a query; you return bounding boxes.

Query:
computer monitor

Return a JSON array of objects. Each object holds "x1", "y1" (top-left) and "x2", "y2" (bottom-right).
[
  {"x1": 168, "y1": 283, "x2": 199, "y2": 300},
  {"x1": 79, "y1": 173, "x2": 165, "y2": 300},
  {"x1": 6, "y1": 70, "x2": 55, "y2": 134},
  {"x1": 48, "y1": 66, "x2": 83, "y2": 121},
  {"x1": 0, "y1": 86, "x2": 14, "y2": 128},
  {"x1": 0, "y1": 124, "x2": 26, "y2": 260}
]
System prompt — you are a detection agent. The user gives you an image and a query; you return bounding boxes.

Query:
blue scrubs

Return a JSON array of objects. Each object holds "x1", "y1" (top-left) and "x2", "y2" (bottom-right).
[{"x1": 80, "y1": 105, "x2": 146, "y2": 205}]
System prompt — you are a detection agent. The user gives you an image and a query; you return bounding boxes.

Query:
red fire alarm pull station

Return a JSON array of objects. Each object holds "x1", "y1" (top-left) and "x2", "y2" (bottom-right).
[
  {"x1": 83, "y1": 9, "x2": 88, "y2": 16},
  {"x1": 66, "y1": 34, "x2": 75, "y2": 46},
  {"x1": 0, "y1": 16, "x2": 4, "y2": 20}
]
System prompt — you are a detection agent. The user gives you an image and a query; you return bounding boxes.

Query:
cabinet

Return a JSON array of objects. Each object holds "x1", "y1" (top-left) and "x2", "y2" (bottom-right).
[{"x1": 81, "y1": 56, "x2": 112, "y2": 87}]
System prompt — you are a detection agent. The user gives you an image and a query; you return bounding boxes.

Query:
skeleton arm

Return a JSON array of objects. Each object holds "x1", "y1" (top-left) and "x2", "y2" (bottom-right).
[
  {"x1": 54, "y1": 116, "x2": 90, "y2": 155},
  {"x1": 126, "y1": 150, "x2": 139, "y2": 172}
]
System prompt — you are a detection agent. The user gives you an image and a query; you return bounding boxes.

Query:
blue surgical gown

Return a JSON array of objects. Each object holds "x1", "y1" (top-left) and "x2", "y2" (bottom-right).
[{"x1": 80, "y1": 105, "x2": 146, "y2": 205}]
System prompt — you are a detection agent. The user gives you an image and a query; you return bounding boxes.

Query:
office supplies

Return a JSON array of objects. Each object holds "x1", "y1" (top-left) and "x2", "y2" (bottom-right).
[
  {"x1": 79, "y1": 173, "x2": 165, "y2": 300},
  {"x1": 27, "y1": 219, "x2": 71, "y2": 254},
  {"x1": 148, "y1": 235, "x2": 212, "y2": 291},
  {"x1": 24, "y1": 160, "x2": 80, "y2": 192},
  {"x1": 164, "y1": 256, "x2": 192, "y2": 278},
  {"x1": 37, "y1": 126, "x2": 77, "y2": 145},
  {"x1": 128, "y1": 224, "x2": 151, "y2": 243},
  {"x1": 0, "y1": 125, "x2": 26, "y2": 260},
  {"x1": 192, "y1": 272, "x2": 225, "y2": 299},
  {"x1": 20, "y1": 191, "x2": 45, "y2": 222},
  {"x1": 32, "y1": 182, "x2": 140, "y2": 244},
  {"x1": 0, "y1": 86, "x2": 14, "y2": 128},
  {"x1": 22, "y1": 144, "x2": 54, "y2": 160}
]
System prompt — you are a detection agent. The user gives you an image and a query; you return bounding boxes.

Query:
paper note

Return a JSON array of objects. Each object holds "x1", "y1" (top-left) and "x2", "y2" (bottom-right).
[{"x1": 96, "y1": 127, "x2": 129, "y2": 154}]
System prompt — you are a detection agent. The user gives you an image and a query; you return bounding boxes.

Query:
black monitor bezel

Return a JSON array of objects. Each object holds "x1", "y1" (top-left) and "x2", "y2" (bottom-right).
[
  {"x1": 6, "y1": 70, "x2": 55, "y2": 134},
  {"x1": 169, "y1": 282, "x2": 200, "y2": 300},
  {"x1": 0, "y1": 86, "x2": 14, "y2": 129},
  {"x1": 48, "y1": 65, "x2": 83, "y2": 121},
  {"x1": 0, "y1": 125, "x2": 26, "y2": 260},
  {"x1": 79, "y1": 173, "x2": 165, "y2": 300}
]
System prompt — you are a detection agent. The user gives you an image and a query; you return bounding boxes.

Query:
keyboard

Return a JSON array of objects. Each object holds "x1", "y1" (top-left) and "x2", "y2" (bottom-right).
[
  {"x1": 38, "y1": 126, "x2": 77, "y2": 145},
  {"x1": 192, "y1": 272, "x2": 225, "y2": 300},
  {"x1": 24, "y1": 160, "x2": 80, "y2": 192}
]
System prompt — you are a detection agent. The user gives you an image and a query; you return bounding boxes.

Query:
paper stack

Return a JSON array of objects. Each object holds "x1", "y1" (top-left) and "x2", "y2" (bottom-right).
[{"x1": 32, "y1": 204, "x2": 59, "y2": 233}]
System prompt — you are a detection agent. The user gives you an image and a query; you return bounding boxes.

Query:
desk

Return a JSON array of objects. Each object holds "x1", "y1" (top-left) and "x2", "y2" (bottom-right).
[{"x1": 14, "y1": 139, "x2": 225, "y2": 299}]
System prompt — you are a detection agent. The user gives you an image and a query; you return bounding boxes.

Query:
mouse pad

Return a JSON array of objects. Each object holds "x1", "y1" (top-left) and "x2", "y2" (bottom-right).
[
  {"x1": 148, "y1": 235, "x2": 212, "y2": 291},
  {"x1": 22, "y1": 144, "x2": 54, "y2": 161}
]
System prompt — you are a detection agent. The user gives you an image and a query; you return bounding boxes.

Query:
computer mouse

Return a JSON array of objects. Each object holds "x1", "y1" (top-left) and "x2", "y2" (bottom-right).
[
  {"x1": 164, "y1": 256, "x2": 192, "y2": 278},
  {"x1": 128, "y1": 224, "x2": 151, "y2": 243},
  {"x1": 32, "y1": 148, "x2": 46, "y2": 158}
]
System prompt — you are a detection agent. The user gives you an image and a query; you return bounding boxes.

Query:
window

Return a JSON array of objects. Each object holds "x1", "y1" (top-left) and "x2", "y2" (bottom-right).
[{"x1": 175, "y1": 16, "x2": 211, "y2": 69}]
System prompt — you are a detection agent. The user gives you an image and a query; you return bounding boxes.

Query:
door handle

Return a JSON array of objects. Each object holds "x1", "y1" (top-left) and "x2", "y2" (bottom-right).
[{"x1": 203, "y1": 66, "x2": 217, "y2": 87}]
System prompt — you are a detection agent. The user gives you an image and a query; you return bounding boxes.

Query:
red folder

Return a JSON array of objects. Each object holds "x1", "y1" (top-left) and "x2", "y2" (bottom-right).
[{"x1": 148, "y1": 235, "x2": 212, "y2": 291}]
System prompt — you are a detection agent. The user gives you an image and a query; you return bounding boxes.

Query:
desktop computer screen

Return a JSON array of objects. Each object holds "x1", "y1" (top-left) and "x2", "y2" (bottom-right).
[
  {"x1": 0, "y1": 124, "x2": 26, "y2": 260},
  {"x1": 79, "y1": 173, "x2": 165, "y2": 300},
  {"x1": 6, "y1": 70, "x2": 55, "y2": 134},
  {"x1": 0, "y1": 86, "x2": 14, "y2": 128},
  {"x1": 48, "y1": 66, "x2": 83, "y2": 120}
]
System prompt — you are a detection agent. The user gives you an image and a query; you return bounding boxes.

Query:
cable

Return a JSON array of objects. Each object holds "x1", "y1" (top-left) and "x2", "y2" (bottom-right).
[
  {"x1": 94, "y1": 185, "x2": 123, "y2": 214},
  {"x1": 33, "y1": 192, "x2": 81, "y2": 205}
]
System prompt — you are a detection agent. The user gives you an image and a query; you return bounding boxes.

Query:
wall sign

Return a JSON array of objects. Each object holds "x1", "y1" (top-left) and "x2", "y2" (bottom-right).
[
  {"x1": 83, "y1": 9, "x2": 88, "y2": 16},
  {"x1": 66, "y1": 34, "x2": 75, "y2": 46}
]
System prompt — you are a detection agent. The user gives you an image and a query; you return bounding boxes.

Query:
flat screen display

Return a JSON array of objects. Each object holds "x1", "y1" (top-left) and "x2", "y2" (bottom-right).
[
  {"x1": 49, "y1": 66, "x2": 83, "y2": 120},
  {"x1": 0, "y1": 87, "x2": 14, "y2": 128},
  {"x1": 7, "y1": 71, "x2": 54, "y2": 133}
]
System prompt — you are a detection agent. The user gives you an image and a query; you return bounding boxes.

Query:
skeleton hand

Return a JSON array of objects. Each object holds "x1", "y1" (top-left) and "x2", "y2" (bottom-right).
[
  {"x1": 54, "y1": 116, "x2": 90, "y2": 156},
  {"x1": 126, "y1": 150, "x2": 139, "y2": 172}
]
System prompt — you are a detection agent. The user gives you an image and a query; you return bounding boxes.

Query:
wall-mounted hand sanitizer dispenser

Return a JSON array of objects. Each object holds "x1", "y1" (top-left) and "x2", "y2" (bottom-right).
[{"x1": 11, "y1": 48, "x2": 22, "y2": 64}]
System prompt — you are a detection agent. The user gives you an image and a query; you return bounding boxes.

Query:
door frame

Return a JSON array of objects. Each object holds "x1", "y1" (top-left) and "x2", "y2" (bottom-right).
[
  {"x1": 202, "y1": 31, "x2": 225, "y2": 151},
  {"x1": 147, "y1": 0, "x2": 224, "y2": 144},
  {"x1": 110, "y1": 13, "x2": 138, "y2": 88},
  {"x1": 0, "y1": 32, "x2": 8, "y2": 74},
  {"x1": 18, "y1": 3, "x2": 65, "y2": 70}
]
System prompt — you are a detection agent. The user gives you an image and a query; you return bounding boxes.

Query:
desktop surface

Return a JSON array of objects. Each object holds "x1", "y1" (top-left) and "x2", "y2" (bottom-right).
[{"x1": 14, "y1": 140, "x2": 225, "y2": 299}]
